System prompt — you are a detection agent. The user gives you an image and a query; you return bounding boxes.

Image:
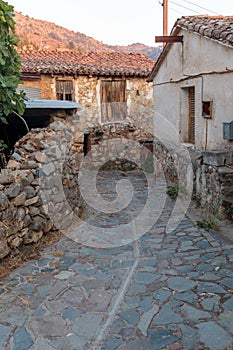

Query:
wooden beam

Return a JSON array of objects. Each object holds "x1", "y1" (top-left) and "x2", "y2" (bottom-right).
[{"x1": 155, "y1": 35, "x2": 183, "y2": 43}]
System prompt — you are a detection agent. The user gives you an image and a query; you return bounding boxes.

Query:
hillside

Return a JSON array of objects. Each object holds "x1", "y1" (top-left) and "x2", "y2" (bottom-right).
[
  {"x1": 14, "y1": 11, "x2": 161, "y2": 60},
  {"x1": 110, "y1": 43, "x2": 162, "y2": 60}
]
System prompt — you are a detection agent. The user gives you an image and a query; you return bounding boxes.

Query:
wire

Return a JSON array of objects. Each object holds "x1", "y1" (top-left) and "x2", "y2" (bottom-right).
[
  {"x1": 169, "y1": 0, "x2": 201, "y2": 14},
  {"x1": 169, "y1": 6, "x2": 184, "y2": 15},
  {"x1": 179, "y1": 0, "x2": 221, "y2": 15}
]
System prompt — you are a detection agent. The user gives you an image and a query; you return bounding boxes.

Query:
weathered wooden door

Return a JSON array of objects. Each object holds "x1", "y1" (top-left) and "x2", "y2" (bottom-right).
[{"x1": 100, "y1": 80, "x2": 127, "y2": 122}]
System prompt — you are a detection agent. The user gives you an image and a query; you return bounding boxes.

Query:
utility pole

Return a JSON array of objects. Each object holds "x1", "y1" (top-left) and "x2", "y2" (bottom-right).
[
  {"x1": 163, "y1": 0, "x2": 168, "y2": 38},
  {"x1": 156, "y1": 0, "x2": 183, "y2": 45},
  {"x1": 162, "y1": 0, "x2": 168, "y2": 47}
]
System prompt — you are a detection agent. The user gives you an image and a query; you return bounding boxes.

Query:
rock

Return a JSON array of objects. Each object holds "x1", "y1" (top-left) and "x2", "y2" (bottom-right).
[
  {"x1": 23, "y1": 230, "x2": 43, "y2": 244},
  {"x1": 34, "y1": 151, "x2": 49, "y2": 164},
  {"x1": 0, "y1": 175, "x2": 14, "y2": 185},
  {"x1": 24, "y1": 214, "x2": 32, "y2": 227},
  {"x1": 153, "y1": 305, "x2": 183, "y2": 325},
  {"x1": 138, "y1": 304, "x2": 159, "y2": 337},
  {"x1": 12, "y1": 152, "x2": 21, "y2": 161},
  {"x1": 0, "y1": 238, "x2": 10, "y2": 259},
  {"x1": 168, "y1": 277, "x2": 196, "y2": 292},
  {"x1": 13, "y1": 327, "x2": 33, "y2": 350},
  {"x1": 49, "y1": 121, "x2": 66, "y2": 131},
  {"x1": 23, "y1": 161, "x2": 38, "y2": 169},
  {"x1": 23, "y1": 144, "x2": 36, "y2": 152},
  {"x1": 41, "y1": 163, "x2": 56, "y2": 176},
  {"x1": 148, "y1": 329, "x2": 179, "y2": 349},
  {"x1": 13, "y1": 192, "x2": 26, "y2": 206},
  {"x1": 118, "y1": 310, "x2": 140, "y2": 326},
  {"x1": 21, "y1": 173, "x2": 35, "y2": 186},
  {"x1": 25, "y1": 196, "x2": 38, "y2": 206},
  {"x1": 71, "y1": 314, "x2": 103, "y2": 340},
  {"x1": 8, "y1": 235, "x2": 23, "y2": 248},
  {"x1": 119, "y1": 339, "x2": 151, "y2": 350},
  {"x1": 16, "y1": 207, "x2": 26, "y2": 221},
  {"x1": 181, "y1": 305, "x2": 211, "y2": 322},
  {"x1": 7, "y1": 160, "x2": 20, "y2": 169},
  {"x1": 6, "y1": 183, "x2": 21, "y2": 199},
  {"x1": 29, "y1": 207, "x2": 40, "y2": 217},
  {"x1": 24, "y1": 186, "x2": 36, "y2": 199},
  {"x1": 0, "y1": 191, "x2": 9, "y2": 208},
  {"x1": 42, "y1": 220, "x2": 53, "y2": 233},
  {"x1": 19, "y1": 228, "x2": 29, "y2": 238},
  {"x1": 31, "y1": 216, "x2": 46, "y2": 232},
  {"x1": 196, "y1": 321, "x2": 232, "y2": 350}
]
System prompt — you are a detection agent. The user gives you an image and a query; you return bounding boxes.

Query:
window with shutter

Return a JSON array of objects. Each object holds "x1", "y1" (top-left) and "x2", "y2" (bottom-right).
[
  {"x1": 188, "y1": 86, "x2": 195, "y2": 144},
  {"x1": 56, "y1": 80, "x2": 73, "y2": 101}
]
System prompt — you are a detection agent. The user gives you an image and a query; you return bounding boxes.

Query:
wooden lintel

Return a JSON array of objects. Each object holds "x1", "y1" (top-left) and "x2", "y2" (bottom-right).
[{"x1": 155, "y1": 35, "x2": 183, "y2": 43}]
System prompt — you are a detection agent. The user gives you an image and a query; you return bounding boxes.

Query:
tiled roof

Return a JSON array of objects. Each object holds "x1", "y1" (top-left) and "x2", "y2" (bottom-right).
[
  {"x1": 19, "y1": 50, "x2": 155, "y2": 78},
  {"x1": 147, "y1": 15, "x2": 233, "y2": 81},
  {"x1": 176, "y1": 16, "x2": 233, "y2": 47}
]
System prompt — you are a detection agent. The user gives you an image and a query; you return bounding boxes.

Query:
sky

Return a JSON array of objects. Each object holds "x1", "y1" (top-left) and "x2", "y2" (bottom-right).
[{"x1": 8, "y1": 0, "x2": 233, "y2": 47}]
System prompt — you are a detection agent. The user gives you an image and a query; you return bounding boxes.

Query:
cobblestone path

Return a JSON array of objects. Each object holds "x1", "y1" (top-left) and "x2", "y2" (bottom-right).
[{"x1": 1, "y1": 171, "x2": 233, "y2": 349}]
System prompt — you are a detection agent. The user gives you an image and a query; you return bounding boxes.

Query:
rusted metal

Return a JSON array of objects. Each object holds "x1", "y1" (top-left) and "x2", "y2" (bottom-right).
[{"x1": 155, "y1": 35, "x2": 183, "y2": 43}]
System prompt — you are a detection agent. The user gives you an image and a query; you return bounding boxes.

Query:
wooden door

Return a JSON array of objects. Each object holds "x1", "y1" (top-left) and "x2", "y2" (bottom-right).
[
  {"x1": 100, "y1": 80, "x2": 127, "y2": 122},
  {"x1": 188, "y1": 86, "x2": 195, "y2": 144}
]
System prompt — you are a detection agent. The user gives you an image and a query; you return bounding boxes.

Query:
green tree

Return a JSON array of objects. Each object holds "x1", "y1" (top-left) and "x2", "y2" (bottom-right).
[{"x1": 0, "y1": 0, "x2": 26, "y2": 128}]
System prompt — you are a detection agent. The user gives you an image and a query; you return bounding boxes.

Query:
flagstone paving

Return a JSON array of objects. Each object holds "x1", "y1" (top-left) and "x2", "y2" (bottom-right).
[{"x1": 0, "y1": 170, "x2": 233, "y2": 349}]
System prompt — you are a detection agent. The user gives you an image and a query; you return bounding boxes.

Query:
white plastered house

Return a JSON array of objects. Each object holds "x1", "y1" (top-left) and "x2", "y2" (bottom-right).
[{"x1": 148, "y1": 16, "x2": 233, "y2": 151}]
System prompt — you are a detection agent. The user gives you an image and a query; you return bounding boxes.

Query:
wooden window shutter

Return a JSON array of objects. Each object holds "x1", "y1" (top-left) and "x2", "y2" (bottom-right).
[
  {"x1": 188, "y1": 86, "x2": 195, "y2": 144},
  {"x1": 100, "y1": 80, "x2": 127, "y2": 123},
  {"x1": 64, "y1": 80, "x2": 73, "y2": 94},
  {"x1": 56, "y1": 80, "x2": 73, "y2": 101}
]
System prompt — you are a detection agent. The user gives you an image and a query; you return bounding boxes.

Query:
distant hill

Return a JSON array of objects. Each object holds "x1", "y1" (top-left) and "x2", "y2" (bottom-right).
[
  {"x1": 14, "y1": 11, "x2": 161, "y2": 60},
  {"x1": 110, "y1": 43, "x2": 162, "y2": 60}
]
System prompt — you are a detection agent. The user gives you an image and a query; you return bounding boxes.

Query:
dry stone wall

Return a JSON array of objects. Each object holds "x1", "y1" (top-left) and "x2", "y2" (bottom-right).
[
  {"x1": 196, "y1": 162, "x2": 233, "y2": 221},
  {"x1": 0, "y1": 119, "x2": 84, "y2": 260}
]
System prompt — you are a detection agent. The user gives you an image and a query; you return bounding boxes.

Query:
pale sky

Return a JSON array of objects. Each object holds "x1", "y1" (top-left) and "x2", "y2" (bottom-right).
[{"x1": 8, "y1": 0, "x2": 233, "y2": 47}]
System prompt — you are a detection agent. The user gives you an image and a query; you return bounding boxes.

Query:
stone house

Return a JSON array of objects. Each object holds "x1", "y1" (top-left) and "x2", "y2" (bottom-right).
[
  {"x1": 148, "y1": 16, "x2": 233, "y2": 151},
  {"x1": 18, "y1": 50, "x2": 154, "y2": 124}
]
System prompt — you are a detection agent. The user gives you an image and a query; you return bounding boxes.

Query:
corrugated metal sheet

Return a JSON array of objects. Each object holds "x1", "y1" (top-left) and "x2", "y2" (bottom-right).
[
  {"x1": 25, "y1": 99, "x2": 82, "y2": 109},
  {"x1": 17, "y1": 85, "x2": 41, "y2": 99}
]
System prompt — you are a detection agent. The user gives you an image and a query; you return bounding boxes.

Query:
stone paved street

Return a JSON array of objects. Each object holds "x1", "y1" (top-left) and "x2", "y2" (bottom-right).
[{"x1": 0, "y1": 170, "x2": 233, "y2": 349}]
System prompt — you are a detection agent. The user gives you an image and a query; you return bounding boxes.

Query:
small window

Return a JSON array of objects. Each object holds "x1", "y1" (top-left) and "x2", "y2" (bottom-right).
[
  {"x1": 202, "y1": 101, "x2": 213, "y2": 119},
  {"x1": 56, "y1": 80, "x2": 73, "y2": 101}
]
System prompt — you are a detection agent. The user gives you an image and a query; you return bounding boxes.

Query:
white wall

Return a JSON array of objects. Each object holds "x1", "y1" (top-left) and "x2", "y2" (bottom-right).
[{"x1": 153, "y1": 28, "x2": 233, "y2": 150}]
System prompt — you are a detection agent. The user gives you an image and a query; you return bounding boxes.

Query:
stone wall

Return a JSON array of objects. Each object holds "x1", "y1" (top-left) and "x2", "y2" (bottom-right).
[
  {"x1": 153, "y1": 141, "x2": 198, "y2": 187},
  {"x1": 154, "y1": 141, "x2": 233, "y2": 222},
  {"x1": 85, "y1": 123, "x2": 154, "y2": 171},
  {"x1": 0, "y1": 119, "x2": 84, "y2": 260},
  {"x1": 196, "y1": 162, "x2": 233, "y2": 221}
]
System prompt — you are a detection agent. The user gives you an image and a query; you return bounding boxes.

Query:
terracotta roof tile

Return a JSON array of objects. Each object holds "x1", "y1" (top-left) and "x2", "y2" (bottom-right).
[
  {"x1": 18, "y1": 50, "x2": 155, "y2": 77},
  {"x1": 176, "y1": 16, "x2": 233, "y2": 46}
]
